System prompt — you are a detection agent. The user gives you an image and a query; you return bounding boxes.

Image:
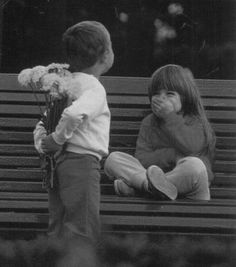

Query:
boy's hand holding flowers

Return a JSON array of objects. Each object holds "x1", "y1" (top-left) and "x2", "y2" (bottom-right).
[
  {"x1": 41, "y1": 134, "x2": 62, "y2": 154},
  {"x1": 151, "y1": 91, "x2": 182, "y2": 118}
]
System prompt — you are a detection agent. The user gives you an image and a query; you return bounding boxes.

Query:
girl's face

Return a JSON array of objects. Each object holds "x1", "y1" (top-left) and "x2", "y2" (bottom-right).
[{"x1": 152, "y1": 90, "x2": 182, "y2": 113}]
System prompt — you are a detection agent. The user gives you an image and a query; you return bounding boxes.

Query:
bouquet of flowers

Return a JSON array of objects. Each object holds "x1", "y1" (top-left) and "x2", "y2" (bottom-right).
[{"x1": 18, "y1": 63, "x2": 73, "y2": 188}]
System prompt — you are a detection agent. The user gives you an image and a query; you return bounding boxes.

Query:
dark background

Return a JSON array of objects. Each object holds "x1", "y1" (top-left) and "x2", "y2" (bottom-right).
[{"x1": 0, "y1": 0, "x2": 236, "y2": 79}]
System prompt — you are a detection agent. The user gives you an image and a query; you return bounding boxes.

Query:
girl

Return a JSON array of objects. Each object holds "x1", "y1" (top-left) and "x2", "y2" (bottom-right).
[{"x1": 104, "y1": 64, "x2": 216, "y2": 200}]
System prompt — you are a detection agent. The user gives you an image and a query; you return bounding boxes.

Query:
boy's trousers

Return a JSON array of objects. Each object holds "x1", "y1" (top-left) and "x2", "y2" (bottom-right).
[{"x1": 48, "y1": 152, "x2": 101, "y2": 244}]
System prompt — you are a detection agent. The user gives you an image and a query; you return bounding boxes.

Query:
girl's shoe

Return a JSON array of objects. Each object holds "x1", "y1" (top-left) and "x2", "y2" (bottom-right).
[
  {"x1": 114, "y1": 179, "x2": 136, "y2": 196},
  {"x1": 147, "y1": 165, "x2": 177, "y2": 200}
]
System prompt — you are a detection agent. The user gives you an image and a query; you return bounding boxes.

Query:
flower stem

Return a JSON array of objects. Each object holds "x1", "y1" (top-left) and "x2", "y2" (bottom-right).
[{"x1": 29, "y1": 82, "x2": 45, "y2": 118}]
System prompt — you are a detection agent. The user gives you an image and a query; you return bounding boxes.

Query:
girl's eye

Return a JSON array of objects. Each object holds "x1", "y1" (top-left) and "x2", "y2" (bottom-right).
[{"x1": 167, "y1": 92, "x2": 175, "y2": 96}]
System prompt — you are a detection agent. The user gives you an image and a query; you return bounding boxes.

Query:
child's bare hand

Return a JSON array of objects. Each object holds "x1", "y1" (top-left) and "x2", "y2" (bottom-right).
[
  {"x1": 151, "y1": 92, "x2": 182, "y2": 118},
  {"x1": 151, "y1": 97, "x2": 174, "y2": 118},
  {"x1": 41, "y1": 134, "x2": 62, "y2": 154}
]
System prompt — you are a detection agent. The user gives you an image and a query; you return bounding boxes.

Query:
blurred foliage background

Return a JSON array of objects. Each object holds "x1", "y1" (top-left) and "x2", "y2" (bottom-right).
[{"x1": 0, "y1": 0, "x2": 236, "y2": 79}]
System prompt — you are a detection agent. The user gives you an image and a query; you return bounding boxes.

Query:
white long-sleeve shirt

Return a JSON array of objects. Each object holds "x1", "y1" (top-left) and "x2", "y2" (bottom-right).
[{"x1": 34, "y1": 72, "x2": 111, "y2": 160}]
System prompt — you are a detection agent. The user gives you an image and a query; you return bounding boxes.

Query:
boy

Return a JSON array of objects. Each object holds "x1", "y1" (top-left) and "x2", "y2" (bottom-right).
[{"x1": 34, "y1": 21, "x2": 114, "y2": 244}]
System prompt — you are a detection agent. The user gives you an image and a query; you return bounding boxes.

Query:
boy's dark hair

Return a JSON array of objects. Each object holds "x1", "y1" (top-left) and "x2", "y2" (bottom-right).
[{"x1": 62, "y1": 21, "x2": 111, "y2": 71}]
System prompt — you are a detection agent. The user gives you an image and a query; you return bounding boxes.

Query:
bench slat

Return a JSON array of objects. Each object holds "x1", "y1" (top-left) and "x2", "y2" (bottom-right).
[
  {"x1": 0, "y1": 181, "x2": 235, "y2": 200},
  {"x1": 0, "y1": 144, "x2": 37, "y2": 155},
  {"x1": 0, "y1": 212, "x2": 234, "y2": 234},
  {"x1": 0, "y1": 168, "x2": 235, "y2": 188},
  {"x1": 0, "y1": 118, "x2": 38, "y2": 128},
  {"x1": 102, "y1": 185, "x2": 236, "y2": 200},
  {"x1": 2, "y1": 118, "x2": 236, "y2": 136},
  {"x1": 0, "y1": 144, "x2": 235, "y2": 162},
  {"x1": 101, "y1": 76, "x2": 236, "y2": 96},
  {"x1": 101, "y1": 195, "x2": 236, "y2": 206},
  {"x1": 110, "y1": 121, "x2": 236, "y2": 134},
  {"x1": 0, "y1": 192, "x2": 48, "y2": 201},
  {"x1": 0, "y1": 156, "x2": 40, "y2": 167},
  {"x1": 101, "y1": 215, "x2": 236, "y2": 234},
  {"x1": 2, "y1": 74, "x2": 236, "y2": 97},
  {"x1": 0, "y1": 200, "x2": 235, "y2": 218},
  {"x1": 1, "y1": 92, "x2": 236, "y2": 110},
  {"x1": 1, "y1": 132, "x2": 235, "y2": 146},
  {"x1": 213, "y1": 173, "x2": 236, "y2": 186},
  {"x1": 0, "y1": 156, "x2": 235, "y2": 173},
  {"x1": 110, "y1": 135, "x2": 236, "y2": 148},
  {"x1": 0, "y1": 169, "x2": 43, "y2": 180},
  {"x1": 1, "y1": 104, "x2": 236, "y2": 125},
  {"x1": 0, "y1": 192, "x2": 235, "y2": 205},
  {"x1": 0, "y1": 105, "x2": 42, "y2": 117}
]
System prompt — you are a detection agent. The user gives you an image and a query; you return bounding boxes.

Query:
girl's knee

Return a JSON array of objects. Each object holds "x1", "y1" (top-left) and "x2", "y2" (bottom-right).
[
  {"x1": 105, "y1": 152, "x2": 123, "y2": 168},
  {"x1": 181, "y1": 157, "x2": 207, "y2": 177},
  {"x1": 104, "y1": 152, "x2": 119, "y2": 173},
  {"x1": 185, "y1": 157, "x2": 210, "y2": 200},
  {"x1": 104, "y1": 152, "x2": 128, "y2": 179}
]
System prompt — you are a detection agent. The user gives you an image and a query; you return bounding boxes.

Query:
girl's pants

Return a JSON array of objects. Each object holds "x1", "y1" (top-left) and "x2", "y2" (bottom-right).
[
  {"x1": 104, "y1": 152, "x2": 210, "y2": 200},
  {"x1": 48, "y1": 152, "x2": 101, "y2": 244}
]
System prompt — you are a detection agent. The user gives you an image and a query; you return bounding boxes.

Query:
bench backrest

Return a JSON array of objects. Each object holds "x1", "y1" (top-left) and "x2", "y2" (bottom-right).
[{"x1": 0, "y1": 74, "x2": 235, "y2": 200}]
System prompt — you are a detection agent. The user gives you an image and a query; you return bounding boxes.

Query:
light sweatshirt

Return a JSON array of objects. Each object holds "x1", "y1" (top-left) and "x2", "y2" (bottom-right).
[
  {"x1": 34, "y1": 72, "x2": 111, "y2": 160},
  {"x1": 135, "y1": 113, "x2": 215, "y2": 182}
]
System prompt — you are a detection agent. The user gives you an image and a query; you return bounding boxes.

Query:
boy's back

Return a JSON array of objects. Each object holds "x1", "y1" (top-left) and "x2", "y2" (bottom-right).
[{"x1": 52, "y1": 72, "x2": 110, "y2": 160}]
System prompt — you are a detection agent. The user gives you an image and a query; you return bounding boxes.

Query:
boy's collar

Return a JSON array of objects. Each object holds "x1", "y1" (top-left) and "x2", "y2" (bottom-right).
[{"x1": 73, "y1": 72, "x2": 97, "y2": 79}]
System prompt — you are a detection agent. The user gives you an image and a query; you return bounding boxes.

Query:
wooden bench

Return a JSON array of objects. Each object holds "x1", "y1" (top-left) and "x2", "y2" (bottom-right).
[{"x1": 0, "y1": 73, "x2": 235, "y2": 240}]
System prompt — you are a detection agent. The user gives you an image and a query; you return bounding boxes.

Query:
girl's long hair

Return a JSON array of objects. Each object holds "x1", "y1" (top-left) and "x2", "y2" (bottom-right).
[{"x1": 148, "y1": 64, "x2": 215, "y2": 160}]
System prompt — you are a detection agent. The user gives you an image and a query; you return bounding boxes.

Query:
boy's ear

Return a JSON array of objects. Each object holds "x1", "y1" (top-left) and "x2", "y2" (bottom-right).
[
  {"x1": 100, "y1": 50, "x2": 109, "y2": 63},
  {"x1": 99, "y1": 49, "x2": 114, "y2": 73}
]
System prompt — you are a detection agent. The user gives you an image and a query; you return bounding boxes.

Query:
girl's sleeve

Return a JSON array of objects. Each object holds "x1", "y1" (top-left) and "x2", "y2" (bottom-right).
[
  {"x1": 161, "y1": 112, "x2": 206, "y2": 155},
  {"x1": 52, "y1": 87, "x2": 105, "y2": 145},
  {"x1": 135, "y1": 120, "x2": 177, "y2": 169}
]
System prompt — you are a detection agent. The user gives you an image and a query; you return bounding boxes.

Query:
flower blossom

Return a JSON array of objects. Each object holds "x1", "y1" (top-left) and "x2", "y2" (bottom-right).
[
  {"x1": 31, "y1": 66, "x2": 48, "y2": 83},
  {"x1": 18, "y1": 68, "x2": 32, "y2": 86},
  {"x1": 40, "y1": 73, "x2": 67, "y2": 99},
  {"x1": 47, "y1": 63, "x2": 70, "y2": 75},
  {"x1": 18, "y1": 63, "x2": 72, "y2": 99}
]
